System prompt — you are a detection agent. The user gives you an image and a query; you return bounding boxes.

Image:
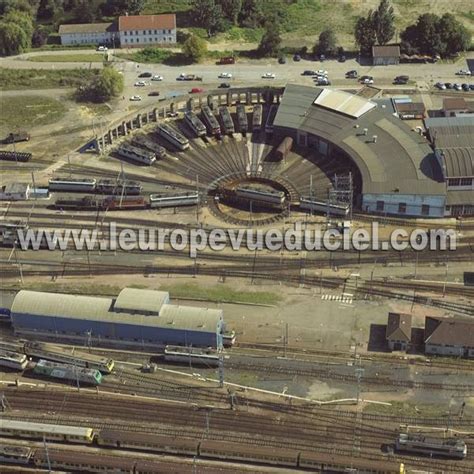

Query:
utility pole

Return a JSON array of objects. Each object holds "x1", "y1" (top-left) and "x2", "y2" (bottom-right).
[
  {"x1": 218, "y1": 353, "x2": 224, "y2": 388},
  {"x1": 43, "y1": 434, "x2": 52, "y2": 473},
  {"x1": 196, "y1": 174, "x2": 200, "y2": 224},
  {"x1": 31, "y1": 171, "x2": 37, "y2": 201}
]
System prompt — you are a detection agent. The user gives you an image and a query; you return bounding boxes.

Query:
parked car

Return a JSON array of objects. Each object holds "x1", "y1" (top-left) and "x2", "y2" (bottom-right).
[
  {"x1": 346, "y1": 70, "x2": 358, "y2": 79},
  {"x1": 218, "y1": 72, "x2": 232, "y2": 79},
  {"x1": 316, "y1": 69, "x2": 328, "y2": 76},
  {"x1": 316, "y1": 78, "x2": 331, "y2": 86},
  {"x1": 453, "y1": 83, "x2": 462, "y2": 91},
  {"x1": 302, "y1": 70, "x2": 316, "y2": 76},
  {"x1": 338, "y1": 55, "x2": 346, "y2": 62},
  {"x1": 360, "y1": 75, "x2": 374, "y2": 84},
  {"x1": 138, "y1": 72, "x2": 152, "y2": 78},
  {"x1": 319, "y1": 54, "x2": 325, "y2": 61},
  {"x1": 435, "y1": 82, "x2": 446, "y2": 90},
  {"x1": 148, "y1": 91, "x2": 160, "y2": 96},
  {"x1": 3, "y1": 131, "x2": 30, "y2": 144},
  {"x1": 462, "y1": 83, "x2": 470, "y2": 91},
  {"x1": 394, "y1": 75, "x2": 409, "y2": 84},
  {"x1": 218, "y1": 83, "x2": 231, "y2": 88},
  {"x1": 456, "y1": 69, "x2": 471, "y2": 76},
  {"x1": 134, "y1": 81, "x2": 147, "y2": 87},
  {"x1": 445, "y1": 82, "x2": 453, "y2": 89},
  {"x1": 278, "y1": 56, "x2": 287, "y2": 64},
  {"x1": 96, "y1": 46, "x2": 108, "y2": 52},
  {"x1": 293, "y1": 54, "x2": 301, "y2": 61},
  {"x1": 190, "y1": 87, "x2": 204, "y2": 93},
  {"x1": 130, "y1": 95, "x2": 142, "y2": 101},
  {"x1": 152, "y1": 75, "x2": 163, "y2": 81},
  {"x1": 470, "y1": 84, "x2": 474, "y2": 91},
  {"x1": 262, "y1": 72, "x2": 276, "y2": 79}
]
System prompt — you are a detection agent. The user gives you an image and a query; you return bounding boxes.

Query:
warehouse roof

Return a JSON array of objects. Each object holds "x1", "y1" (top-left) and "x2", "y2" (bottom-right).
[
  {"x1": 118, "y1": 14, "x2": 176, "y2": 31},
  {"x1": 313, "y1": 89, "x2": 376, "y2": 118},
  {"x1": 274, "y1": 84, "x2": 445, "y2": 195},
  {"x1": 446, "y1": 190, "x2": 474, "y2": 205},
  {"x1": 443, "y1": 98, "x2": 469, "y2": 111},
  {"x1": 386, "y1": 312, "x2": 412, "y2": 342},
  {"x1": 58, "y1": 22, "x2": 116, "y2": 34},
  {"x1": 372, "y1": 45, "x2": 400, "y2": 57},
  {"x1": 438, "y1": 148, "x2": 474, "y2": 178},
  {"x1": 11, "y1": 291, "x2": 222, "y2": 333},
  {"x1": 424, "y1": 316, "x2": 474, "y2": 347},
  {"x1": 425, "y1": 116, "x2": 474, "y2": 130},
  {"x1": 114, "y1": 288, "x2": 169, "y2": 314}
]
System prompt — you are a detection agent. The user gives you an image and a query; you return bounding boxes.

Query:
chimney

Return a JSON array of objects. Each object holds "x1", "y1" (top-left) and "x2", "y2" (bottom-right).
[
  {"x1": 363, "y1": 128, "x2": 368, "y2": 136},
  {"x1": 372, "y1": 135, "x2": 378, "y2": 143}
]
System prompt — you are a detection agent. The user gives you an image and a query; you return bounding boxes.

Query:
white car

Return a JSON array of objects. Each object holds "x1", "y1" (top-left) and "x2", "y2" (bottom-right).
[
  {"x1": 435, "y1": 82, "x2": 446, "y2": 90},
  {"x1": 316, "y1": 69, "x2": 328, "y2": 76},
  {"x1": 453, "y1": 83, "x2": 462, "y2": 91},
  {"x1": 152, "y1": 75, "x2": 163, "y2": 81},
  {"x1": 455, "y1": 69, "x2": 471, "y2": 76},
  {"x1": 96, "y1": 46, "x2": 108, "y2": 52},
  {"x1": 218, "y1": 72, "x2": 232, "y2": 79},
  {"x1": 134, "y1": 81, "x2": 147, "y2": 87},
  {"x1": 262, "y1": 72, "x2": 275, "y2": 79},
  {"x1": 130, "y1": 95, "x2": 142, "y2": 101},
  {"x1": 361, "y1": 78, "x2": 374, "y2": 84}
]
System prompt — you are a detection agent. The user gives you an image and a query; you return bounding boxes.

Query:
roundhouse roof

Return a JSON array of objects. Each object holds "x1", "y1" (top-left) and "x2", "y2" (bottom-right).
[
  {"x1": 273, "y1": 84, "x2": 445, "y2": 196},
  {"x1": 114, "y1": 288, "x2": 169, "y2": 314},
  {"x1": 11, "y1": 290, "x2": 221, "y2": 333}
]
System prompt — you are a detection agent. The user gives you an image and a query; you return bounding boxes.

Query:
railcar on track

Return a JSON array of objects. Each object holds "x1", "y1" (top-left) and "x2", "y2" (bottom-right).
[
  {"x1": 163, "y1": 345, "x2": 220, "y2": 366},
  {"x1": 157, "y1": 123, "x2": 190, "y2": 151},
  {"x1": 201, "y1": 105, "x2": 221, "y2": 137},
  {"x1": 0, "y1": 349, "x2": 28, "y2": 370},
  {"x1": 0, "y1": 150, "x2": 32, "y2": 162},
  {"x1": 184, "y1": 111, "x2": 207, "y2": 137},
  {"x1": 24, "y1": 341, "x2": 114, "y2": 373},
  {"x1": 0, "y1": 445, "x2": 33, "y2": 465},
  {"x1": 265, "y1": 104, "x2": 278, "y2": 134},
  {"x1": 33, "y1": 359, "x2": 103, "y2": 385},
  {"x1": 252, "y1": 104, "x2": 263, "y2": 132},
  {"x1": 149, "y1": 192, "x2": 199, "y2": 208},
  {"x1": 48, "y1": 177, "x2": 97, "y2": 193},
  {"x1": 300, "y1": 197, "x2": 350, "y2": 217},
  {"x1": 218, "y1": 106, "x2": 235, "y2": 134},
  {"x1": 235, "y1": 187, "x2": 286, "y2": 207},
  {"x1": 96, "y1": 179, "x2": 142, "y2": 196},
  {"x1": 395, "y1": 433, "x2": 467, "y2": 459},
  {"x1": 236, "y1": 104, "x2": 248, "y2": 133},
  {"x1": 116, "y1": 143, "x2": 156, "y2": 165},
  {"x1": 54, "y1": 195, "x2": 146, "y2": 211},
  {"x1": 131, "y1": 135, "x2": 167, "y2": 159}
]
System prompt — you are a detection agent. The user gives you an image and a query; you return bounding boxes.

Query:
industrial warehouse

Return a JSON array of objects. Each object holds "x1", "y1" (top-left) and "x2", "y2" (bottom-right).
[{"x1": 9, "y1": 288, "x2": 225, "y2": 349}]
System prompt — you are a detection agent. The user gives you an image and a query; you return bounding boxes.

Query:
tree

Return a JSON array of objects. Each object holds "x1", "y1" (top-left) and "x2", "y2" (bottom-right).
[
  {"x1": 373, "y1": 0, "x2": 395, "y2": 45},
  {"x1": 0, "y1": 0, "x2": 34, "y2": 15},
  {"x1": 77, "y1": 66, "x2": 124, "y2": 103},
  {"x1": 192, "y1": 0, "x2": 225, "y2": 36},
  {"x1": 219, "y1": 0, "x2": 242, "y2": 25},
  {"x1": 32, "y1": 25, "x2": 50, "y2": 47},
  {"x1": 72, "y1": 0, "x2": 99, "y2": 23},
  {"x1": 101, "y1": 0, "x2": 143, "y2": 16},
  {"x1": 182, "y1": 34, "x2": 207, "y2": 62},
  {"x1": 257, "y1": 21, "x2": 281, "y2": 57},
  {"x1": 438, "y1": 13, "x2": 471, "y2": 56},
  {"x1": 316, "y1": 28, "x2": 337, "y2": 57},
  {"x1": 238, "y1": 0, "x2": 263, "y2": 28},
  {"x1": 37, "y1": 0, "x2": 64, "y2": 21},
  {"x1": 354, "y1": 14, "x2": 376, "y2": 55},
  {"x1": 0, "y1": 9, "x2": 34, "y2": 55}
]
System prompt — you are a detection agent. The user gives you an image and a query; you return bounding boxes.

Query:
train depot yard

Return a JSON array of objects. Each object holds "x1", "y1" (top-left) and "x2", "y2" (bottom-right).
[{"x1": 1, "y1": 3, "x2": 474, "y2": 472}]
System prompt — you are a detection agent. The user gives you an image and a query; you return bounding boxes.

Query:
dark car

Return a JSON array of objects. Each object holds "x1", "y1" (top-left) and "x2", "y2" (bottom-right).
[
  {"x1": 148, "y1": 91, "x2": 160, "y2": 96},
  {"x1": 293, "y1": 54, "x2": 301, "y2": 61},
  {"x1": 462, "y1": 83, "x2": 470, "y2": 91},
  {"x1": 470, "y1": 84, "x2": 474, "y2": 91},
  {"x1": 278, "y1": 56, "x2": 287, "y2": 64},
  {"x1": 445, "y1": 82, "x2": 453, "y2": 89},
  {"x1": 3, "y1": 132, "x2": 30, "y2": 144},
  {"x1": 139, "y1": 72, "x2": 153, "y2": 78},
  {"x1": 394, "y1": 75, "x2": 409, "y2": 84},
  {"x1": 345, "y1": 70, "x2": 358, "y2": 78},
  {"x1": 218, "y1": 83, "x2": 231, "y2": 88},
  {"x1": 338, "y1": 55, "x2": 346, "y2": 62},
  {"x1": 319, "y1": 54, "x2": 325, "y2": 61},
  {"x1": 302, "y1": 70, "x2": 316, "y2": 76}
]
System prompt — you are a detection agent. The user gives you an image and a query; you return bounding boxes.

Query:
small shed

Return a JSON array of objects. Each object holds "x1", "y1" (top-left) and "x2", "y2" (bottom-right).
[
  {"x1": 0, "y1": 183, "x2": 30, "y2": 201},
  {"x1": 372, "y1": 45, "x2": 400, "y2": 66},
  {"x1": 394, "y1": 102, "x2": 426, "y2": 120},
  {"x1": 386, "y1": 312, "x2": 412, "y2": 351}
]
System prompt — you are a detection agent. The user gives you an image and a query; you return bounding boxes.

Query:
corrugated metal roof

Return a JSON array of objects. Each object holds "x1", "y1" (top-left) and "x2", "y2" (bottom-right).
[
  {"x1": 439, "y1": 148, "x2": 474, "y2": 177},
  {"x1": 446, "y1": 189, "x2": 474, "y2": 205},
  {"x1": 372, "y1": 45, "x2": 400, "y2": 57},
  {"x1": 425, "y1": 116, "x2": 474, "y2": 130},
  {"x1": 11, "y1": 291, "x2": 221, "y2": 333},
  {"x1": 114, "y1": 288, "x2": 169, "y2": 314},
  {"x1": 59, "y1": 22, "x2": 116, "y2": 34},
  {"x1": 274, "y1": 84, "x2": 445, "y2": 196},
  {"x1": 0, "y1": 419, "x2": 92, "y2": 437},
  {"x1": 314, "y1": 89, "x2": 376, "y2": 118}
]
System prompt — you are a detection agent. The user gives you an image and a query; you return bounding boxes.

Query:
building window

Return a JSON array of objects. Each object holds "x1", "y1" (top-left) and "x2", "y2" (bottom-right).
[
  {"x1": 376, "y1": 200, "x2": 384, "y2": 212},
  {"x1": 448, "y1": 178, "x2": 460, "y2": 186},
  {"x1": 398, "y1": 202, "x2": 407, "y2": 214},
  {"x1": 460, "y1": 178, "x2": 472, "y2": 186},
  {"x1": 421, "y1": 204, "x2": 430, "y2": 216},
  {"x1": 168, "y1": 29, "x2": 172, "y2": 33},
  {"x1": 124, "y1": 31, "x2": 127, "y2": 36},
  {"x1": 168, "y1": 37, "x2": 172, "y2": 41},
  {"x1": 124, "y1": 39, "x2": 127, "y2": 43}
]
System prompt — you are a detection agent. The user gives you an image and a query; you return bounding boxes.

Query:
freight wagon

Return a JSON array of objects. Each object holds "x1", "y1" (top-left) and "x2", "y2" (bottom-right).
[
  {"x1": 149, "y1": 192, "x2": 199, "y2": 208},
  {"x1": 201, "y1": 105, "x2": 221, "y2": 136},
  {"x1": 0, "y1": 349, "x2": 28, "y2": 370},
  {"x1": 0, "y1": 445, "x2": 33, "y2": 465},
  {"x1": 163, "y1": 345, "x2": 221, "y2": 366},
  {"x1": 274, "y1": 137, "x2": 293, "y2": 161},
  {"x1": 48, "y1": 178, "x2": 97, "y2": 193},
  {"x1": 96, "y1": 179, "x2": 142, "y2": 196},
  {"x1": 299, "y1": 197, "x2": 350, "y2": 217},
  {"x1": 0, "y1": 150, "x2": 32, "y2": 162},
  {"x1": 116, "y1": 143, "x2": 156, "y2": 165},
  {"x1": 33, "y1": 359, "x2": 103, "y2": 385},
  {"x1": 396, "y1": 433, "x2": 467, "y2": 459},
  {"x1": 184, "y1": 111, "x2": 207, "y2": 137},
  {"x1": 53, "y1": 195, "x2": 146, "y2": 211},
  {"x1": 157, "y1": 123, "x2": 190, "y2": 151},
  {"x1": 131, "y1": 135, "x2": 167, "y2": 159},
  {"x1": 24, "y1": 341, "x2": 114, "y2": 373},
  {"x1": 219, "y1": 106, "x2": 235, "y2": 134},
  {"x1": 236, "y1": 104, "x2": 248, "y2": 133},
  {"x1": 252, "y1": 104, "x2": 263, "y2": 132}
]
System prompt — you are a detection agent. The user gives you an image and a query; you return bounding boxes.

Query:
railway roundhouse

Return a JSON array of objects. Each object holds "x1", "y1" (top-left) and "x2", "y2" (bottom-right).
[
  {"x1": 10, "y1": 289, "x2": 224, "y2": 349},
  {"x1": 273, "y1": 84, "x2": 446, "y2": 217}
]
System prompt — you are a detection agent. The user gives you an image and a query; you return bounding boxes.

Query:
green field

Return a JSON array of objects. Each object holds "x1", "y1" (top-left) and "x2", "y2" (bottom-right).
[
  {"x1": 0, "y1": 69, "x2": 100, "y2": 90},
  {"x1": 29, "y1": 53, "x2": 110, "y2": 63},
  {"x1": 0, "y1": 95, "x2": 67, "y2": 130}
]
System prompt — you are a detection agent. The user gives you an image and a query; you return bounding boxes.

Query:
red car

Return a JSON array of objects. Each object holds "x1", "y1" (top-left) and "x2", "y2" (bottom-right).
[{"x1": 190, "y1": 87, "x2": 204, "y2": 93}]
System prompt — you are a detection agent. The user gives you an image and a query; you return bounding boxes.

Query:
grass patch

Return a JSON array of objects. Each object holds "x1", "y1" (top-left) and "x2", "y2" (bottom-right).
[
  {"x1": 160, "y1": 283, "x2": 280, "y2": 305},
  {"x1": 363, "y1": 400, "x2": 453, "y2": 418},
  {"x1": 143, "y1": 0, "x2": 192, "y2": 14},
  {"x1": 0, "y1": 96, "x2": 67, "y2": 129},
  {"x1": 224, "y1": 27, "x2": 264, "y2": 43},
  {"x1": 29, "y1": 53, "x2": 110, "y2": 63},
  {"x1": 0, "y1": 69, "x2": 99, "y2": 91}
]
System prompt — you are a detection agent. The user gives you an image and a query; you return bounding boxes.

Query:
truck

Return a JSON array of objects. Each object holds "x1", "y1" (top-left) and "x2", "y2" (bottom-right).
[
  {"x1": 217, "y1": 56, "x2": 235, "y2": 65},
  {"x1": 177, "y1": 73, "x2": 203, "y2": 81},
  {"x1": 3, "y1": 132, "x2": 30, "y2": 144}
]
